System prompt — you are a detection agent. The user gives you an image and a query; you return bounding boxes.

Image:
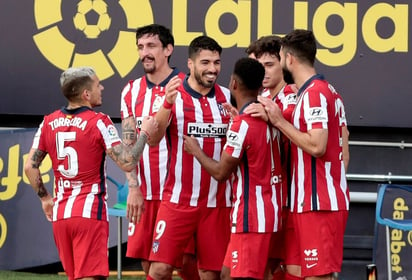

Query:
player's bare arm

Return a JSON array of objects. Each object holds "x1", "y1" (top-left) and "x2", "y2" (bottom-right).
[
  {"x1": 342, "y1": 126, "x2": 350, "y2": 172},
  {"x1": 121, "y1": 115, "x2": 144, "y2": 223},
  {"x1": 122, "y1": 116, "x2": 137, "y2": 146},
  {"x1": 109, "y1": 116, "x2": 158, "y2": 171},
  {"x1": 24, "y1": 148, "x2": 54, "y2": 221},
  {"x1": 121, "y1": 116, "x2": 139, "y2": 188},
  {"x1": 258, "y1": 95, "x2": 328, "y2": 157},
  {"x1": 149, "y1": 75, "x2": 181, "y2": 146},
  {"x1": 183, "y1": 135, "x2": 239, "y2": 181}
]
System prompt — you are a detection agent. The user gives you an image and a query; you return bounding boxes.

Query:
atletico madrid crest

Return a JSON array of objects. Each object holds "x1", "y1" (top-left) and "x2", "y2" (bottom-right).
[{"x1": 152, "y1": 240, "x2": 160, "y2": 253}]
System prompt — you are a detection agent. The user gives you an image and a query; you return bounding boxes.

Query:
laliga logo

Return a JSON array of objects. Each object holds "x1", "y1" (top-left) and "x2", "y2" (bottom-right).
[{"x1": 32, "y1": 0, "x2": 154, "y2": 80}]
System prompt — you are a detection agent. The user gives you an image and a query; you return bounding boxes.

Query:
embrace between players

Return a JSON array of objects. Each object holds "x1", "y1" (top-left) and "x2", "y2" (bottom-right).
[{"x1": 26, "y1": 24, "x2": 349, "y2": 280}]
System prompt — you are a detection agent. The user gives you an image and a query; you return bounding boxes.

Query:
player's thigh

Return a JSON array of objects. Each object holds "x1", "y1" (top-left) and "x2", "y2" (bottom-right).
[{"x1": 149, "y1": 201, "x2": 199, "y2": 267}]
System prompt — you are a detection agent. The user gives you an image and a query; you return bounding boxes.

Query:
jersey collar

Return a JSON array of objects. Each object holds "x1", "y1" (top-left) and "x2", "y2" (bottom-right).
[
  {"x1": 297, "y1": 74, "x2": 324, "y2": 97},
  {"x1": 61, "y1": 106, "x2": 92, "y2": 115},
  {"x1": 145, "y1": 67, "x2": 181, "y2": 89}
]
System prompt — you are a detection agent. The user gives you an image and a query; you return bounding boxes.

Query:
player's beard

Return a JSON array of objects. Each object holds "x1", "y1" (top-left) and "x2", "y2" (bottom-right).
[
  {"x1": 142, "y1": 57, "x2": 156, "y2": 74},
  {"x1": 282, "y1": 67, "x2": 294, "y2": 85},
  {"x1": 194, "y1": 70, "x2": 216, "y2": 89}
]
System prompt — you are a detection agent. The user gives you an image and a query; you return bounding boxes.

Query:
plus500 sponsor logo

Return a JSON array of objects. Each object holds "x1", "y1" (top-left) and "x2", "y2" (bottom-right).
[{"x1": 187, "y1": 123, "x2": 228, "y2": 138}]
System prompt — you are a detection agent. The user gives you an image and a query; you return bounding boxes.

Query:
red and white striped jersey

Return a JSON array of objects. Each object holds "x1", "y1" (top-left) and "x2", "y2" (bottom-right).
[
  {"x1": 31, "y1": 107, "x2": 122, "y2": 222},
  {"x1": 261, "y1": 84, "x2": 297, "y2": 208},
  {"x1": 120, "y1": 69, "x2": 185, "y2": 200},
  {"x1": 224, "y1": 109, "x2": 282, "y2": 233},
  {"x1": 289, "y1": 75, "x2": 350, "y2": 213},
  {"x1": 261, "y1": 84, "x2": 297, "y2": 123},
  {"x1": 163, "y1": 75, "x2": 232, "y2": 208}
]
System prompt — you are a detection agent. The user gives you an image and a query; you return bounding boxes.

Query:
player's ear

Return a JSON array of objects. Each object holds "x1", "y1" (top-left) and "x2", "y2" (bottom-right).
[{"x1": 165, "y1": 43, "x2": 173, "y2": 57}]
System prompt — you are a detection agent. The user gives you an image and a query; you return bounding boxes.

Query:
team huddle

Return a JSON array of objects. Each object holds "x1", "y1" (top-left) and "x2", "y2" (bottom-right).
[{"x1": 25, "y1": 24, "x2": 350, "y2": 280}]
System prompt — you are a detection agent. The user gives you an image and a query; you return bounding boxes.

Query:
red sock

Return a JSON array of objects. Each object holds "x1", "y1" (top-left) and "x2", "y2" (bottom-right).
[
  {"x1": 146, "y1": 275, "x2": 155, "y2": 280},
  {"x1": 284, "y1": 272, "x2": 304, "y2": 280}
]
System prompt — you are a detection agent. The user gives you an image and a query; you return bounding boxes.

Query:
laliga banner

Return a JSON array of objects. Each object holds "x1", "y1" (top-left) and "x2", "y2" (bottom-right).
[
  {"x1": 375, "y1": 184, "x2": 412, "y2": 280},
  {"x1": 0, "y1": 0, "x2": 411, "y2": 128},
  {"x1": 0, "y1": 128, "x2": 127, "y2": 270}
]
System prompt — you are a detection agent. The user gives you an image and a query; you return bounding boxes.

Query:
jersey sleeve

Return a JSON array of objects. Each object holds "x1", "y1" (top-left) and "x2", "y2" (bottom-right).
[
  {"x1": 32, "y1": 119, "x2": 46, "y2": 151},
  {"x1": 303, "y1": 85, "x2": 329, "y2": 130},
  {"x1": 96, "y1": 114, "x2": 122, "y2": 150},
  {"x1": 223, "y1": 117, "x2": 248, "y2": 159}
]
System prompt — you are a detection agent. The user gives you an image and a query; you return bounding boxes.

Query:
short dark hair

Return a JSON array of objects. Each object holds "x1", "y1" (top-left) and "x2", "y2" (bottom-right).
[
  {"x1": 252, "y1": 35, "x2": 282, "y2": 61},
  {"x1": 136, "y1": 24, "x2": 174, "y2": 48},
  {"x1": 281, "y1": 29, "x2": 317, "y2": 66},
  {"x1": 233, "y1": 57, "x2": 264, "y2": 91},
  {"x1": 60, "y1": 67, "x2": 95, "y2": 101},
  {"x1": 188, "y1": 36, "x2": 222, "y2": 59},
  {"x1": 245, "y1": 39, "x2": 258, "y2": 56}
]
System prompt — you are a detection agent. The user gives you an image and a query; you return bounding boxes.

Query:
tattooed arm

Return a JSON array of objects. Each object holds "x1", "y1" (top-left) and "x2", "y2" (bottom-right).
[
  {"x1": 24, "y1": 148, "x2": 54, "y2": 221},
  {"x1": 120, "y1": 116, "x2": 144, "y2": 224},
  {"x1": 107, "y1": 116, "x2": 158, "y2": 172}
]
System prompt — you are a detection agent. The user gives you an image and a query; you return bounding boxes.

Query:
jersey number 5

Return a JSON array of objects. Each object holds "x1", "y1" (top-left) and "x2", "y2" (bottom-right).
[{"x1": 56, "y1": 131, "x2": 79, "y2": 178}]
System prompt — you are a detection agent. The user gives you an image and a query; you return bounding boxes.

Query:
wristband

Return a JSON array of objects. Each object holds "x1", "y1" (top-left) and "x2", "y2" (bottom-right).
[{"x1": 163, "y1": 99, "x2": 173, "y2": 110}]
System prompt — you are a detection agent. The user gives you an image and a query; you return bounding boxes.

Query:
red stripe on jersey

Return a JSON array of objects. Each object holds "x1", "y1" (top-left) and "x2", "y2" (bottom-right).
[{"x1": 290, "y1": 77, "x2": 349, "y2": 213}]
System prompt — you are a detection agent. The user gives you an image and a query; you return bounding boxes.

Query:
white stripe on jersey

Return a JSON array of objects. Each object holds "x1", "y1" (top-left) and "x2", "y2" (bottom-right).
[
  {"x1": 325, "y1": 162, "x2": 338, "y2": 210},
  {"x1": 296, "y1": 148, "x2": 305, "y2": 213},
  {"x1": 191, "y1": 97, "x2": 203, "y2": 206},
  {"x1": 231, "y1": 167, "x2": 243, "y2": 233},
  {"x1": 120, "y1": 83, "x2": 132, "y2": 118},
  {"x1": 341, "y1": 162, "x2": 350, "y2": 208},
  {"x1": 53, "y1": 192, "x2": 62, "y2": 221},
  {"x1": 271, "y1": 185, "x2": 279, "y2": 232},
  {"x1": 64, "y1": 186, "x2": 81, "y2": 219},
  {"x1": 32, "y1": 120, "x2": 44, "y2": 149},
  {"x1": 83, "y1": 183, "x2": 99, "y2": 218},
  {"x1": 171, "y1": 95, "x2": 184, "y2": 204},
  {"x1": 256, "y1": 186, "x2": 265, "y2": 232}
]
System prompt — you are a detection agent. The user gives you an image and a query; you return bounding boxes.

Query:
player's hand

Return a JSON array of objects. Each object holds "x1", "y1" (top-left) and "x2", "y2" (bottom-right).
[
  {"x1": 164, "y1": 75, "x2": 181, "y2": 105},
  {"x1": 140, "y1": 116, "x2": 158, "y2": 140},
  {"x1": 257, "y1": 96, "x2": 284, "y2": 126},
  {"x1": 183, "y1": 135, "x2": 200, "y2": 156},
  {"x1": 127, "y1": 186, "x2": 144, "y2": 224},
  {"x1": 244, "y1": 102, "x2": 268, "y2": 122},
  {"x1": 222, "y1": 102, "x2": 238, "y2": 119},
  {"x1": 40, "y1": 195, "x2": 54, "y2": 222}
]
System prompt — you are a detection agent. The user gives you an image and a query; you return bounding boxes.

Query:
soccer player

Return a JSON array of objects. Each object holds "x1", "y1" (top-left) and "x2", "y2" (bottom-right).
[
  {"x1": 147, "y1": 35, "x2": 232, "y2": 280},
  {"x1": 119, "y1": 24, "x2": 197, "y2": 278},
  {"x1": 244, "y1": 35, "x2": 298, "y2": 280},
  {"x1": 24, "y1": 66, "x2": 157, "y2": 280},
  {"x1": 184, "y1": 57, "x2": 283, "y2": 280},
  {"x1": 258, "y1": 29, "x2": 350, "y2": 280}
]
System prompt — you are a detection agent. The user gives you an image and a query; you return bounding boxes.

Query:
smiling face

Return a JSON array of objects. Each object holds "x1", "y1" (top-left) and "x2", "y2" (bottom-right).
[
  {"x1": 137, "y1": 34, "x2": 170, "y2": 74},
  {"x1": 188, "y1": 49, "x2": 221, "y2": 90}
]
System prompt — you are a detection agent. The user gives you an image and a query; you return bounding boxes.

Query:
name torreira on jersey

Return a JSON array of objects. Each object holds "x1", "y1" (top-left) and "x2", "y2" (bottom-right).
[
  {"x1": 48, "y1": 116, "x2": 88, "y2": 131},
  {"x1": 187, "y1": 122, "x2": 228, "y2": 138}
]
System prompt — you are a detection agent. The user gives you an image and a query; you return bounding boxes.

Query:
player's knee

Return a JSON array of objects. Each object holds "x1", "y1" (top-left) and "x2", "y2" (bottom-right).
[{"x1": 148, "y1": 262, "x2": 173, "y2": 280}]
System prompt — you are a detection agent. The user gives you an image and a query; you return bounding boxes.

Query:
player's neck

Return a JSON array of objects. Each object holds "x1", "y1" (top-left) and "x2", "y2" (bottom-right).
[
  {"x1": 269, "y1": 81, "x2": 286, "y2": 99},
  {"x1": 294, "y1": 66, "x2": 316, "y2": 89},
  {"x1": 146, "y1": 66, "x2": 173, "y2": 85},
  {"x1": 66, "y1": 101, "x2": 91, "y2": 110},
  {"x1": 236, "y1": 95, "x2": 256, "y2": 112}
]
